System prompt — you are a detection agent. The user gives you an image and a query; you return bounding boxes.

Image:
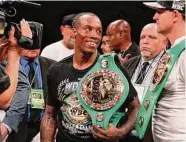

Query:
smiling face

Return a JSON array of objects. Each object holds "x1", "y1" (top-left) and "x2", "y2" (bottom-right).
[
  {"x1": 74, "y1": 14, "x2": 102, "y2": 54},
  {"x1": 139, "y1": 23, "x2": 167, "y2": 60}
]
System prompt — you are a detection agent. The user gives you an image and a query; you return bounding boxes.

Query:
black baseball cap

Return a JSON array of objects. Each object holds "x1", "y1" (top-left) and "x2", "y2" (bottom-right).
[
  {"x1": 143, "y1": 0, "x2": 185, "y2": 14},
  {"x1": 62, "y1": 14, "x2": 76, "y2": 27}
]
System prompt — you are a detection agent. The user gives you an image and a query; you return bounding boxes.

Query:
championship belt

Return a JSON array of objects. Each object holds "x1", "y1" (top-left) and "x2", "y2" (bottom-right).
[
  {"x1": 77, "y1": 53, "x2": 129, "y2": 129},
  {"x1": 136, "y1": 39, "x2": 186, "y2": 139}
]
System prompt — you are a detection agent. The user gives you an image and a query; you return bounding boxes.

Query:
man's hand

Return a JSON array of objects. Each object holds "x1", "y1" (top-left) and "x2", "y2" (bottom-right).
[
  {"x1": 0, "y1": 124, "x2": 8, "y2": 140},
  {"x1": 91, "y1": 124, "x2": 123, "y2": 142},
  {"x1": 20, "y1": 19, "x2": 32, "y2": 38}
]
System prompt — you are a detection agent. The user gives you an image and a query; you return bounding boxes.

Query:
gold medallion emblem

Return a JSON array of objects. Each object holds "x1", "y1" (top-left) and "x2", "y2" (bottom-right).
[
  {"x1": 151, "y1": 53, "x2": 171, "y2": 89},
  {"x1": 80, "y1": 70, "x2": 124, "y2": 110}
]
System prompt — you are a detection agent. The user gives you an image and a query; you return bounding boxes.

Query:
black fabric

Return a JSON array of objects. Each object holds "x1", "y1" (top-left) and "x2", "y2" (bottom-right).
[
  {"x1": 120, "y1": 42, "x2": 141, "y2": 65},
  {"x1": 28, "y1": 61, "x2": 37, "y2": 88},
  {"x1": 47, "y1": 54, "x2": 137, "y2": 142},
  {"x1": 135, "y1": 62, "x2": 149, "y2": 84},
  {"x1": 123, "y1": 55, "x2": 141, "y2": 79}
]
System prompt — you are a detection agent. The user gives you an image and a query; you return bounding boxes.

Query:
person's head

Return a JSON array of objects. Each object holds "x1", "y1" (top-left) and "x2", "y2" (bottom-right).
[
  {"x1": 21, "y1": 21, "x2": 43, "y2": 60},
  {"x1": 143, "y1": 0, "x2": 185, "y2": 43},
  {"x1": 106, "y1": 19, "x2": 131, "y2": 52},
  {"x1": 60, "y1": 14, "x2": 77, "y2": 49},
  {"x1": 140, "y1": 23, "x2": 167, "y2": 61},
  {"x1": 100, "y1": 35, "x2": 112, "y2": 54},
  {"x1": 72, "y1": 12, "x2": 102, "y2": 54}
]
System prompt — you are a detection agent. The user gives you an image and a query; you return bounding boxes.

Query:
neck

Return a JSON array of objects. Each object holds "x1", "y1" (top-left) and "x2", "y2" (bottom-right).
[
  {"x1": 120, "y1": 41, "x2": 132, "y2": 52},
  {"x1": 73, "y1": 51, "x2": 97, "y2": 70},
  {"x1": 166, "y1": 21, "x2": 185, "y2": 45},
  {"x1": 61, "y1": 40, "x2": 73, "y2": 50}
]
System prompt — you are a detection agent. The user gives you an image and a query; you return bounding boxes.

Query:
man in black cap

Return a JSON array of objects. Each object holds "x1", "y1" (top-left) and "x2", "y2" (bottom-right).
[
  {"x1": 41, "y1": 14, "x2": 77, "y2": 61},
  {"x1": 137, "y1": 1, "x2": 185, "y2": 142}
]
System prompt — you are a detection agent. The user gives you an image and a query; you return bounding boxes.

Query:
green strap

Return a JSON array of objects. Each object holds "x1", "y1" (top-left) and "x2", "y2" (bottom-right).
[
  {"x1": 136, "y1": 39, "x2": 186, "y2": 139},
  {"x1": 77, "y1": 53, "x2": 129, "y2": 129}
]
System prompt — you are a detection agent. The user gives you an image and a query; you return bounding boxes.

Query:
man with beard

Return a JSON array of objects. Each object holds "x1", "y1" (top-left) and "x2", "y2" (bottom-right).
[
  {"x1": 106, "y1": 19, "x2": 140, "y2": 64},
  {"x1": 123, "y1": 23, "x2": 167, "y2": 142},
  {"x1": 41, "y1": 12, "x2": 139, "y2": 142},
  {"x1": 41, "y1": 14, "x2": 76, "y2": 61}
]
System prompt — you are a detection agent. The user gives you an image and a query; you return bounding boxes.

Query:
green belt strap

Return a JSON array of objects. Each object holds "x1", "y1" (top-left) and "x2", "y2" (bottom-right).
[
  {"x1": 136, "y1": 39, "x2": 185, "y2": 139},
  {"x1": 77, "y1": 53, "x2": 129, "y2": 129}
]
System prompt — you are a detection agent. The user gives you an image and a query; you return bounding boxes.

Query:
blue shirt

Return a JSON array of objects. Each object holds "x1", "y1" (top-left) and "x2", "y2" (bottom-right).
[
  {"x1": 20, "y1": 57, "x2": 43, "y2": 89},
  {"x1": 20, "y1": 57, "x2": 44, "y2": 122}
]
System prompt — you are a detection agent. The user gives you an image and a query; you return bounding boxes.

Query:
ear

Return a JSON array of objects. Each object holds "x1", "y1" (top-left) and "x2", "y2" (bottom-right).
[
  {"x1": 172, "y1": 10, "x2": 179, "y2": 23},
  {"x1": 119, "y1": 30, "x2": 125, "y2": 39},
  {"x1": 60, "y1": 25, "x2": 65, "y2": 35}
]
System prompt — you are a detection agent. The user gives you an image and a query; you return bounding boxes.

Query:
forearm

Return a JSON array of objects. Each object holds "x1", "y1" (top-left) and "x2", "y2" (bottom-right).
[
  {"x1": 40, "y1": 110, "x2": 57, "y2": 142},
  {"x1": 0, "y1": 51, "x2": 20, "y2": 109},
  {"x1": 120, "y1": 99, "x2": 140, "y2": 136}
]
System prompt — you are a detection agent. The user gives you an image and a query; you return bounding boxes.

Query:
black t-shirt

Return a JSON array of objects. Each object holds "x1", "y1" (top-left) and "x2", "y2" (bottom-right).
[{"x1": 47, "y1": 54, "x2": 137, "y2": 142}]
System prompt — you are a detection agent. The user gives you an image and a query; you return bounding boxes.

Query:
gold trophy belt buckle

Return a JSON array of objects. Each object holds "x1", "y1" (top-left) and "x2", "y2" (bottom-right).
[{"x1": 80, "y1": 69, "x2": 124, "y2": 111}]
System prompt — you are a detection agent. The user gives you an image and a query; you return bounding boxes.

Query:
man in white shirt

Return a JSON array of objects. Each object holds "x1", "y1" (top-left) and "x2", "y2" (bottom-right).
[
  {"x1": 41, "y1": 14, "x2": 76, "y2": 61},
  {"x1": 123, "y1": 23, "x2": 167, "y2": 142},
  {"x1": 142, "y1": 1, "x2": 185, "y2": 142}
]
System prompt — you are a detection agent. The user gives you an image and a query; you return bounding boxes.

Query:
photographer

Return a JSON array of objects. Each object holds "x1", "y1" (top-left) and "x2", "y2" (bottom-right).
[
  {"x1": 0, "y1": 19, "x2": 32, "y2": 140},
  {"x1": 0, "y1": 19, "x2": 32, "y2": 109}
]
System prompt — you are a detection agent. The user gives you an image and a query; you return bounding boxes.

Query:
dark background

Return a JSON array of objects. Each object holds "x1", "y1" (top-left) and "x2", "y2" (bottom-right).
[{"x1": 6, "y1": 1, "x2": 155, "y2": 51}]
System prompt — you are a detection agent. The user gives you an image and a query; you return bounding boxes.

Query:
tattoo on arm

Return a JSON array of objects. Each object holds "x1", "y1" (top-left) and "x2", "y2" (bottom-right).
[
  {"x1": 40, "y1": 105, "x2": 57, "y2": 142},
  {"x1": 120, "y1": 98, "x2": 140, "y2": 136}
]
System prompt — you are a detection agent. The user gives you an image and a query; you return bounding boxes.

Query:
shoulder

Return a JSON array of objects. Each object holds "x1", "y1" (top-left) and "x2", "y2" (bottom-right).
[
  {"x1": 124, "y1": 55, "x2": 141, "y2": 67},
  {"x1": 39, "y1": 56, "x2": 56, "y2": 64},
  {"x1": 42, "y1": 41, "x2": 62, "y2": 51},
  {"x1": 49, "y1": 55, "x2": 73, "y2": 73}
]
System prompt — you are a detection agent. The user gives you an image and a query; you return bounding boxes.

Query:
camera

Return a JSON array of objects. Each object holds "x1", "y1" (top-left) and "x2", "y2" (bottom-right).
[{"x1": 0, "y1": 0, "x2": 41, "y2": 49}]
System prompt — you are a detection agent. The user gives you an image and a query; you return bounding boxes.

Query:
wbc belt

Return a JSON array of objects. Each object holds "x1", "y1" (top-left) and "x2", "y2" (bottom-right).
[
  {"x1": 135, "y1": 39, "x2": 186, "y2": 139},
  {"x1": 77, "y1": 53, "x2": 129, "y2": 129}
]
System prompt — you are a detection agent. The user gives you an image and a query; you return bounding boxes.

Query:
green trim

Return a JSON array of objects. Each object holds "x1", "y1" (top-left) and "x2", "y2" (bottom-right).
[
  {"x1": 77, "y1": 53, "x2": 129, "y2": 129},
  {"x1": 136, "y1": 39, "x2": 186, "y2": 139}
]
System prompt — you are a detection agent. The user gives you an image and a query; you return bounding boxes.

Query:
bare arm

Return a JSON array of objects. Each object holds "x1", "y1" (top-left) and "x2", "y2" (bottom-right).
[
  {"x1": 92, "y1": 97, "x2": 140, "y2": 141},
  {"x1": 0, "y1": 19, "x2": 32, "y2": 109},
  {"x1": 40, "y1": 105, "x2": 57, "y2": 142},
  {"x1": 119, "y1": 97, "x2": 140, "y2": 135}
]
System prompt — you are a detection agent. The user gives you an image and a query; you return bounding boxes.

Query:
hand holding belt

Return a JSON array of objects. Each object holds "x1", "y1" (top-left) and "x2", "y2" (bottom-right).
[
  {"x1": 135, "y1": 39, "x2": 186, "y2": 139},
  {"x1": 77, "y1": 53, "x2": 129, "y2": 129}
]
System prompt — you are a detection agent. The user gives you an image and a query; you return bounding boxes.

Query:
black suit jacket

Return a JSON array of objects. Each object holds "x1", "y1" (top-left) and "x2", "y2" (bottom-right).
[
  {"x1": 6, "y1": 56, "x2": 56, "y2": 142},
  {"x1": 123, "y1": 42, "x2": 141, "y2": 59},
  {"x1": 39, "y1": 56, "x2": 56, "y2": 103},
  {"x1": 123, "y1": 55, "x2": 154, "y2": 142},
  {"x1": 123, "y1": 55, "x2": 141, "y2": 79}
]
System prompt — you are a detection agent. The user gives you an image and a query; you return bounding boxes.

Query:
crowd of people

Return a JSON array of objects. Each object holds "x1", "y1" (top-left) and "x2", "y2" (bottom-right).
[{"x1": 0, "y1": 0, "x2": 185, "y2": 142}]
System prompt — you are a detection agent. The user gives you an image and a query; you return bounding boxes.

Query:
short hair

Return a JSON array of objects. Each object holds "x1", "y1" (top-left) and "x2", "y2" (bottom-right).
[
  {"x1": 181, "y1": 13, "x2": 185, "y2": 20},
  {"x1": 62, "y1": 14, "x2": 77, "y2": 27},
  {"x1": 72, "y1": 12, "x2": 99, "y2": 29}
]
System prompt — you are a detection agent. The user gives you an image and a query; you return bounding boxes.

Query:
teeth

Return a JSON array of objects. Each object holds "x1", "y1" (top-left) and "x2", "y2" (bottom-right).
[{"x1": 87, "y1": 41, "x2": 97, "y2": 46}]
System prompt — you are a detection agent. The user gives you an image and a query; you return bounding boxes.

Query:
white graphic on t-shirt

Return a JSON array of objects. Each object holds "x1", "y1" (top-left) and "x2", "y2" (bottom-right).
[
  {"x1": 57, "y1": 78, "x2": 78, "y2": 101},
  {"x1": 57, "y1": 79, "x2": 92, "y2": 139}
]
